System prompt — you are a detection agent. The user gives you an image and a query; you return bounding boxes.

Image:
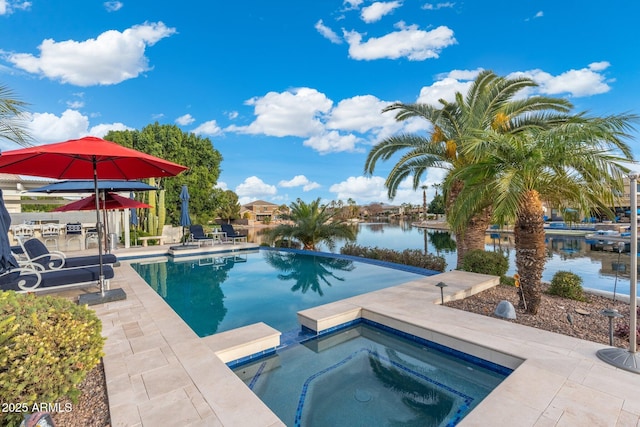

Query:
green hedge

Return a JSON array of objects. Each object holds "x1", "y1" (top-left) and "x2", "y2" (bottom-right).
[
  {"x1": 0, "y1": 292, "x2": 105, "y2": 426},
  {"x1": 340, "y1": 243, "x2": 446, "y2": 272},
  {"x1": 460, "y1": 250, "x2": 509, "y2": 277}
]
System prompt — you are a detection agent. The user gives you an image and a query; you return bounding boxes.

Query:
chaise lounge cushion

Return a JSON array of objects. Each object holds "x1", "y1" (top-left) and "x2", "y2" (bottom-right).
[
  {"x1": 0, "y1": 264, "x2": 115, "y2": 292},
  {"x1": 22, "y1": 238, "x2": 117, "y2": 270}
]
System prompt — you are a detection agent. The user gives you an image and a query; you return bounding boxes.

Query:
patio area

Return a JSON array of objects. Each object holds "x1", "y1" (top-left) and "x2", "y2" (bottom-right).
[{"x1": 65, "y1": 243, "x2": 640, "y2": 426}]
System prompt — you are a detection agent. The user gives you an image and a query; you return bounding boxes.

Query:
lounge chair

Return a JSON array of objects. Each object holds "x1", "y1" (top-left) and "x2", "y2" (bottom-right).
[
  {"x1": 18, "y1": 238, "x2": 118, "y2": 271},
  {"x1": 0, "y1": 264, "x2": 115, "y2": 293},
  {"x1": 220, "y1": 224, "x2": 247, "y2": 244},
  {"x1": 188, "y1": 225, "x2": 215, "y2": 246}
]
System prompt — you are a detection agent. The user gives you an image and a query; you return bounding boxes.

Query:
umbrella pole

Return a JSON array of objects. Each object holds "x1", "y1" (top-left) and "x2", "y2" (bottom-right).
[{"x1": 93, "y1": 158, "x2": 105, "y2": 294}]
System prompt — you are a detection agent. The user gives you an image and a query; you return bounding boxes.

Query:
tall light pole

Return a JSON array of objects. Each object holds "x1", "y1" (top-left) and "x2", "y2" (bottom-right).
[{"x1": 597, "y1": 172, "x2": 640, "y2": 373}]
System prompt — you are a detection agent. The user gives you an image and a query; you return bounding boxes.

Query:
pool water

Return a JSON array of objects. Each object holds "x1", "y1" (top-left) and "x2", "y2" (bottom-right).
[
  {"x1": 131, "y1": 249, "x2": 432, "y2": 337},
  {"x1": 233, "y1": 323, "x2": 511, "y2": 427}
]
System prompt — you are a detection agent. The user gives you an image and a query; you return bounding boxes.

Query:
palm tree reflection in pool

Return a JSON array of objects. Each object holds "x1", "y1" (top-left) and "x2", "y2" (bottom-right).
[
  {"x1": 369, "y1": 349, "x2": 456, "y2": 426},
  {"x1": 263, "y1": 251, "x2": 355, "y2": 296}
]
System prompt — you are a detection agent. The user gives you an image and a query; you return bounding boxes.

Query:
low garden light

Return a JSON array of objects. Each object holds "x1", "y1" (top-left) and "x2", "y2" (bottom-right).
[{"x1": 436, "y1": 281, "x2": 448, "y2": 305}]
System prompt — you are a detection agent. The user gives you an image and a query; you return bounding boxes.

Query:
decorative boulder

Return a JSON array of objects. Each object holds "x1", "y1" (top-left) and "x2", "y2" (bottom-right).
[{"x1": 495, "y1": 300, "x2": 517, "y2": 319}]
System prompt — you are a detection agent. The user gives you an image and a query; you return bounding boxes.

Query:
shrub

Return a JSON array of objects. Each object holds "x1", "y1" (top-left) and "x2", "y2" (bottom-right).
[
  {"x1": 615, "y1": 307, "x2": 640, "y2": 342},
  {"x1": 547, "y1": 271, "x2": 586, "y2": 301},
  {"x1": 0, "y1": 292, "x2": 105, "y2": 427},
  {"x1": 460, "y1": 250, "x2": 509, "y2": 277},
  {"x1": 340, "y1": 243, "x2": 446, "y2": 272}
]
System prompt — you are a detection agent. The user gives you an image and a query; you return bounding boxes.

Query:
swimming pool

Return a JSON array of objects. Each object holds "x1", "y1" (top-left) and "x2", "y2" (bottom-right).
[
  {"x1": 233, "y1": 321, "x2": 511, "y2": 427},
  {"x1": 131, "y1": 249, "x2": 434, "y2": 337}
]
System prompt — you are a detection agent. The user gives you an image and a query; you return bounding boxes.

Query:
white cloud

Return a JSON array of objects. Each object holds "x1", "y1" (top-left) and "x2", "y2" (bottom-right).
[
  {"x1": 226, "y1": 111, "x2": 238, "y2": 120},
  {"x1": 227, "y1": 87, "x2": 333, "y2": 137},
  {"x1": 0, "y1": 0, "x2": 31, "y2": 15},
  {"x1": 588, "y1": 61, "x2": 610, "y2": 72},
  {"x1": 235, "y1": 176, "x2": 277, "y2": 203},
  {"x1": 326, "y1": 95, "x2": 396, "y2": 134},
  {"x1": 343, "y1": 0, "x2": 364, "y2": 10},
  {"x1": 26, "y1": 109, "x2": 90, "y2": 143},
  {"x1": 66, "y1": 100, "x2": 85, "y2": 109},
  {"x1": 8, "y1": 22, "x2": 176, "y2": 86},
  {"x1": 215, "y1": 181, "x2": 228, "y2": 190},
  {"x1": 192, "y1": 120, "x2": 222, "y2": 136},
  {"x1": 422, "y1": 2, "x2": 455, "y2": 10},
  {"x1": 22, "y1": 109, "x2": 133, "y2": 144},
  {"x1": 534, "y1": 11, "x2": 543, "y2": 18},
  {"x1": 226, "y1": 87, "x2": 429, "y2": 154},
  {"x1": 175, "y1": 114, "x2": 195, "y2": 126},
  {"x1": 330, "y1": 172, "x2": 445, "y2": 204},
  {"x1": 104, "y1": 1, "x2": 123, "y2": 12},
  {"x1": 510, "y1": 63, "x2": 612, "y2": 97},
  {"x1": 278, "y1": 175, "x2": 321, "y2": 191},
  {"x1": 416, "y1": 69, "x2": 480, "y2": 105},
  {"x1": 344, "y1": 22, "x2": 456, "y2": 61},
  {"x1": 303, "y1": 130, "x2": 360, "y2": 154},
  {"x1": 361, "y1": 1, "x2": 402, "y2": 23},
  {"x1": 315, "y1": 19, "x2": 343, "y2": 44},
  {"x1": 90, "y1": 122, "x2": 134, "y2": 137}
]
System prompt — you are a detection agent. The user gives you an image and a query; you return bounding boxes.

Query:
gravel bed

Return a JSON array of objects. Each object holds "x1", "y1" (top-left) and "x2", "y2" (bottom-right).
[
  {"x1": 445, "y1": 283, "x2": 633, "y2": 347},
  {"x1": 50, "y1": 361, "x2": 110, "y2": 427}
]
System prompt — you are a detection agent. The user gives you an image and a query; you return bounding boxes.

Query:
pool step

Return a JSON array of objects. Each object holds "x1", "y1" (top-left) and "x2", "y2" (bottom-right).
[{"x1": 202, "y1": 322, "x2": 281, "y2": 363}]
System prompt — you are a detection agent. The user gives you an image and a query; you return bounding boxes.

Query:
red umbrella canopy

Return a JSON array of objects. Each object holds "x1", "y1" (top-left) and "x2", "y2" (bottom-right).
[
  {"x1": 53, "y1": 192, "x2": 151, "y2": 212},
  {"x1": 0, "y1": 136, "x2": 188, "y2": 179}
]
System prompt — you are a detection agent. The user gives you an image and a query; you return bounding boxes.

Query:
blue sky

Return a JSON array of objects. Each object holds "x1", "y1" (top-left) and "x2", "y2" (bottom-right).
[{"x1": 1, "y1": 1, "x2": 639, "y2": 206}]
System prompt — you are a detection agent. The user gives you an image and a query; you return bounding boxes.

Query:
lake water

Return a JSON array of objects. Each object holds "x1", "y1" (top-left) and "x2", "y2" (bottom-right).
[{"x1": 308, "y1": 222, "x2": 636, "y2": 297}]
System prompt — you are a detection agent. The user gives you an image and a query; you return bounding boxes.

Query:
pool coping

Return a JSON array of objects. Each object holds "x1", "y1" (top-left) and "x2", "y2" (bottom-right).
[{"x1": 93, "y1": 246, "x2": 640, "y2": 426}]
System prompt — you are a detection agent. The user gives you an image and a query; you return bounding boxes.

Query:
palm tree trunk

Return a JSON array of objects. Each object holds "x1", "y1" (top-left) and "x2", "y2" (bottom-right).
[
  {"x1": 514, "y1": 190, "x2": 546, "y2": 314},
  {"x1": 462, "y1": 205, "x2": 493, "y2": 260},
  {"x1": 447, "y1": 180, "x2": 492, "y2": 268}
]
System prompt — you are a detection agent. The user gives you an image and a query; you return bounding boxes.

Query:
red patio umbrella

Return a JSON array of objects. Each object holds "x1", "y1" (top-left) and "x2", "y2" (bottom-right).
[
  {"x1": 0, "y1": 136, "x2": 188, "y2": 302},
  {"x1": 53, "y1": 192, "x2": 151, "y2": 212}
]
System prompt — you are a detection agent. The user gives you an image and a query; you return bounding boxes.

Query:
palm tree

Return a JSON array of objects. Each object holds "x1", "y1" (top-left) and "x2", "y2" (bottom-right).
[
  {"x1": 365, "y1": 71, "x2": 573, "y2": 267},
  {"x1": 0, "y1": 84, "x2": 32, "y2": 147},
  {"x1": 449, "y1": 113, "x2": 637, "y2": 313},
  {"x1": 264, "y1": 198, "x2": 356, "y2": 250},
  {"x1": 421, "y1": 184, "x2": 428, "y2": 221}
]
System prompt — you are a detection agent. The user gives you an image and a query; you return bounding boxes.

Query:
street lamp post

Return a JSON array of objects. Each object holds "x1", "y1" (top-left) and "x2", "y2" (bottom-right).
[{"x1": 597, "y1": 172, "x2": 640, "y2": 373}]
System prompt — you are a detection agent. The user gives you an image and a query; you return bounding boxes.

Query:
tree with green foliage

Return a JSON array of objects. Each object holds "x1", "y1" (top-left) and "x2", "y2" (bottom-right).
[
  {"x1": 448, "y1": 113, "x2": 636, "y2": 313},
  {"x1": 365, "y1": 71, "x2": 573, "y2": 268},
  {"x1": 0, "y1": 84, "x2": 32, "y2": 147},
  {"x1": 215, "y1": 189, "x2": 241, "y2": 223},
  {"x1": 104, "y1": 123, "x2": 222, "y2": 225},
  {"x1": 265, "y1": 198, "x2": 356, "y2": 250},
  {"x1": 428, "y1": 193, "x2": 445, "y2": 217}
]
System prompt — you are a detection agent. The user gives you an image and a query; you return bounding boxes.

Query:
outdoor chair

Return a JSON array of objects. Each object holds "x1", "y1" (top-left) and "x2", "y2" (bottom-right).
[
  {"x1": 11, "y1": 223, "x2": 34, "y2": 244},
  {"x1": 0, "y1": 263, "x2": 114, "y2": 293},
  {"x1": 85, "y1": 228, "x2": 99, "y2": 249},
  {"x1": 41, "y1": 223, "x2": 61, "y2": 250},
  {"x1": 188, "y1": 225, "x2": 215, "y2": 246},
  {"x1": 65, "y1": 222, "x2": 83, "y2": 250},
  {"x1": 19, "y1": 238, "x2": 117, "y2": 271},
  {"x1": 220, "y1": 223, "x2": 247, "y2": 244}
]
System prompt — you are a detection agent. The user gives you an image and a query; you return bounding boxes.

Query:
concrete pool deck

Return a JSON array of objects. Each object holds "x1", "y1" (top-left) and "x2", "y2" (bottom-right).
[{"x1": 79, "y1": 244, "x2": 640, "y2": 426}]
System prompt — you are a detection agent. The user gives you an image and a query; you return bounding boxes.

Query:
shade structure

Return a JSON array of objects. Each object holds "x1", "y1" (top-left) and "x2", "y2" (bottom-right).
[
  {"x1": 31, "y1": 180, "x2": 158, "y2": 193},
  {"x1": 53, "y1": 192, "x2": 151, "y2": 212},
  {"x1": 179, "y1": 185, "x2": 191, "y2": 244},
  {"x1": 0, "y1": 189, "x2": 19, "y2": 274},
  {"x1": 0, "y1": 136, "x2": 188, "y2": 300},
  {"x1": 0, "y1": 137, "x2": 188, "y2": 179}
]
